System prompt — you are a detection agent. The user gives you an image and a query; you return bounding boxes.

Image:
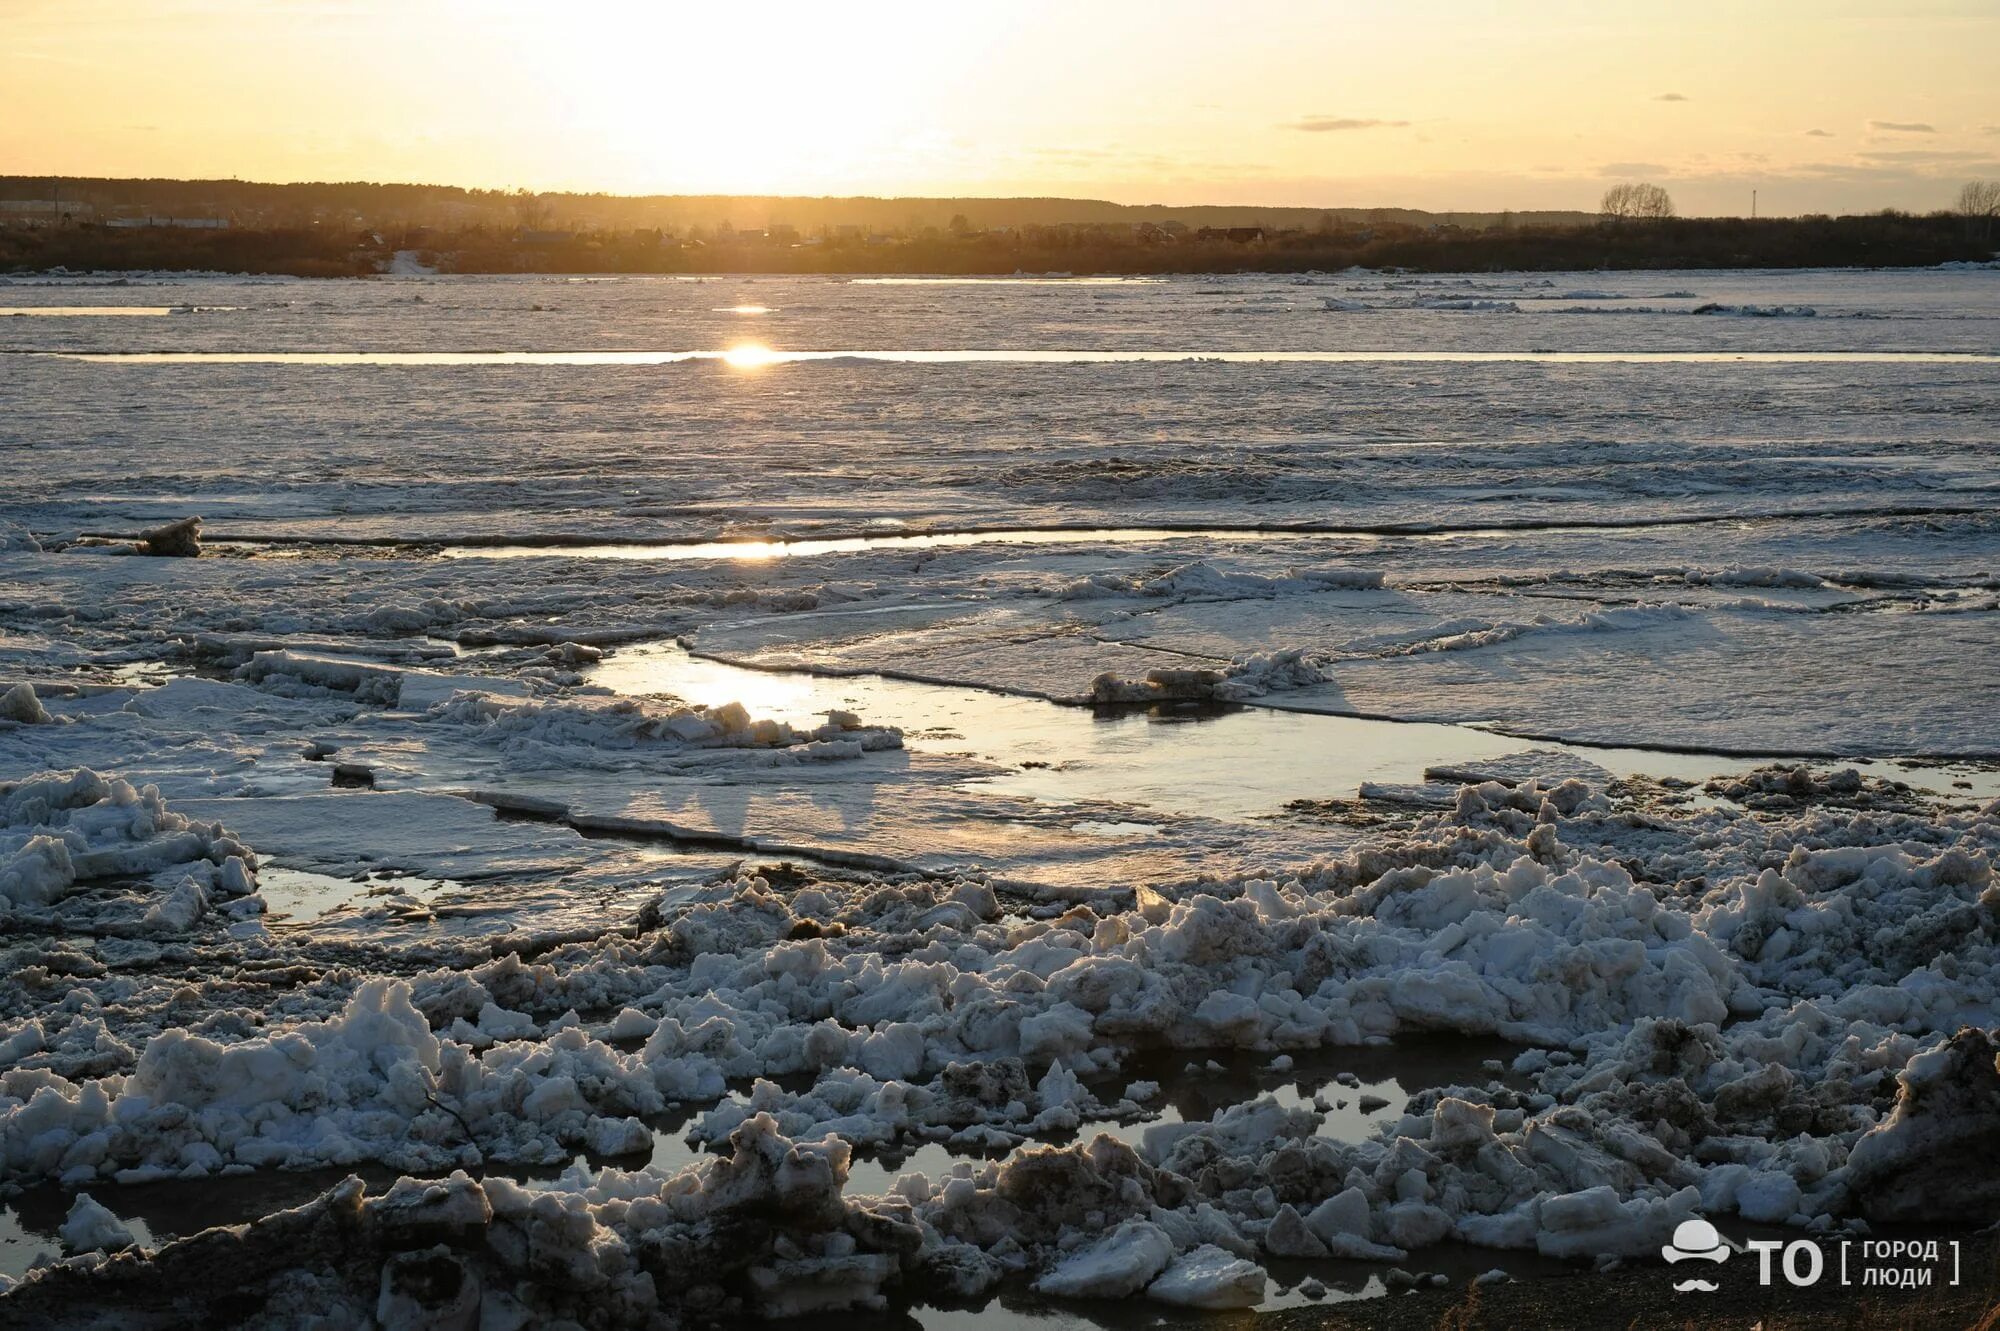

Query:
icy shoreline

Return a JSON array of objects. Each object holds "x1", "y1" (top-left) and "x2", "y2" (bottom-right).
[{"x1": 2, "y1": 748, "x2": 1996, "y2": 1321}]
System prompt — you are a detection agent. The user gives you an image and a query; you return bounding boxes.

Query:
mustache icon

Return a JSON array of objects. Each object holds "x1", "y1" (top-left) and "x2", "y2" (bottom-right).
[{"x1": 1672, "y1": 1278, "x2": 1721, "y2": 1294}]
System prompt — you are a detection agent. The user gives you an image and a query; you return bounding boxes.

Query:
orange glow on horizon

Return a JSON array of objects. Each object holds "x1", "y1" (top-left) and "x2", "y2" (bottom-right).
[{"x1": 1, "y1": 1, "x2": 1995, "y2": 215}]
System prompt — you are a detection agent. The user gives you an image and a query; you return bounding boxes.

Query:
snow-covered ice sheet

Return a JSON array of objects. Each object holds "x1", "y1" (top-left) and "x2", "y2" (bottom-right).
[{"x1": 5, "y1": 269, "x2": 1998, "y2": 543}]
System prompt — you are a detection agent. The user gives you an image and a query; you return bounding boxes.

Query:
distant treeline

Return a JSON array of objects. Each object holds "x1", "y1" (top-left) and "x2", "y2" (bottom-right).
[
  {"x1": 1, "y1": 213, "x2": 1990, "y2": 277},
  {"x1": 0, "y1": 175, "x2": 1586, "y2": 234},
  {"x1": 2, "y1": 226, "x2": 365, "y2": 278}
]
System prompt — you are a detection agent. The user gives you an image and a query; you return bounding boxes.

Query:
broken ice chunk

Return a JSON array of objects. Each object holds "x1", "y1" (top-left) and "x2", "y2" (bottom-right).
[
  {"x1": 1146, "y1": 1244, "x2": 1267, "y2": 1309},
  {"x1": 137, "y1": 515, "x2": 202, "y2": 557},
  {"x1": 60, "y1": 1194, "x2": 137, "y2": 1254}
]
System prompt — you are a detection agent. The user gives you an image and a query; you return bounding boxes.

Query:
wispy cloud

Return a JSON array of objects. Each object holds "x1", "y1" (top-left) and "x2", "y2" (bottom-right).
[
  {"x1": 1654, "y1": 92, "x2": 1690, "y2": 102},
  {"x1": 1805, "y1": 128, "x2": 1834, "y2": 137},
  {"x1": 1783, "y1": 156, "x2": 2000, "y2": 185},
  {"x1": 1855, "y1": 148, "x2": 1999, "y2": 164},
  {"x1": 1869, "y1": 120, "x2": 1937, "y2": 133},
  {"x1": 1285, "y1": 116, "x2": 1410, "y2": 133}
]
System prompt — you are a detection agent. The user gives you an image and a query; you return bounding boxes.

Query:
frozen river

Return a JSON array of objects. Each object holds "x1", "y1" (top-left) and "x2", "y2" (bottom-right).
[{"x1": 1, "y1": 267, "x2": 1997, "y2": 1325}]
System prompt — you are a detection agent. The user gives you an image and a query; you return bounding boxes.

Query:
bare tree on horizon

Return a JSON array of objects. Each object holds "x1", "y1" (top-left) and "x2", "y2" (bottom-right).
[
  {"x1": 1959, "y1": 179, "x2": 2000, "y2": 242},
  {"x1": 1600, "y1": 182, "x2": 1675, "y2": 222}
]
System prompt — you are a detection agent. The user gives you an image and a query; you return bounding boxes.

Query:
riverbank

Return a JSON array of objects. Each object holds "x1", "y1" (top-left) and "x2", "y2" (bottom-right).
[{"x1": 5, "y1": 213, "x2": 1993, "y2": 278}]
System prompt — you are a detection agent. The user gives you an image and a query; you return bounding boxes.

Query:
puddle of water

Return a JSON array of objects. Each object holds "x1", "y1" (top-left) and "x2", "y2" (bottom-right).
[
  {"x1": 834, "y1": 1038, "x2": 1527, "y2": 1197},
  {"x1": 257, "y1": 867, "x2": 449, "y2": 923},
  {"x1": 594, "y1": 643, "x2": 2000, "y2": 814},
  {"x1": 0, "y1": 1125, "x2": 660, "y2": 1282},
  {"x1": 39, "y1": 349, "x2": 1997, "y2": 365},
  {"x1": 638, "y1": 1039, "x2": 1566, "y2": 1319},
  {"x1": 0, "y1": 1164, "x2": 407, "y2": 1281},
  {"x1": 105, "y1": 660, "x2": 179, "y2": 685},
  {"x1": 591, "y1": 643, "x2": 1773, "y2": 821}
]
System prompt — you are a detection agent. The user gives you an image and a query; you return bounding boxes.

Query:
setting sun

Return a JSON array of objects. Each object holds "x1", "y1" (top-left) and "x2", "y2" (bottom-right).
[{"x1": 4, "y1": 0, "x2": 1996, "y2": 213}]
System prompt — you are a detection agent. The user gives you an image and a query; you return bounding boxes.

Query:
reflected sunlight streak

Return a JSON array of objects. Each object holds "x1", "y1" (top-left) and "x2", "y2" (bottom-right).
[{"x1": 721, "y1": 343, "x2": 779, "y2": 370}]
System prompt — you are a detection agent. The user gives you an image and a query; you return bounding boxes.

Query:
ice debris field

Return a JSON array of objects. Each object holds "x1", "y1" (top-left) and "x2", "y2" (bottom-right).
[{"x1": 0, "y1": 266, "x2": 1998, "y2": 1326}]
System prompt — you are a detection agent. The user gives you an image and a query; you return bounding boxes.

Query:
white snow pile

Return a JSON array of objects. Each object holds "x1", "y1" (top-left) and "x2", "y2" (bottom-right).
[
  {"x1": 387, "y1": 250, "x2": 438, "y2": 277},
  {"x1": 1033, "y1": 1218, "x2": 1178, "y2": 1298},
  {"x1": 0, "y1": 768, "x2": 256, "y2": 916},
  {"x1": 1089, "y1": 648, "x2": 1331, "y2": 704},
  {"x1": 1846, "y1": 1026, "x2": 2000, "y2": 1221},
  {"x1": 351, "y1": 598, "x2": 482, "y2": 636},
  {"x1": 236, "y1": 649, "x2": 409, "y2": 705},
  {"x1": 1696, "y1": 823, "x2": 1996, "y2": 1007},
  {"x1": 569, "y1": 786, "x2": 1996, "y2": 1274},
  {"x1": 0, "y1": 683, "x2": 53, "y2": 725},
  {"x1": 136, "y1": 517, "x2": 203, "y2": 558},
  {"x1": 0, "y1": 976, "x2": 689, "y2": 1182},
  {"x1": 1324, "y1": 295, "x2": 1519, "y2": 312},
  {"x1": 1302, "y1": 566, "x2": 1387, "y2": 590},
  {"x1": 555, "y1": 799, "x2": 1737, "y2": 1162},
  {"x1": 63, "y1": 517, "x2": 204, "y2": 559},
  {"x1": 1690, "y1": 303, "x2": 1817, "y2": 317},
  {"x1": 2, "y1": 1116, "x2": 946, "y2": 1324},
  {"x1": 1055, "y1": 560, "x2": 1383, "y2": 602},
  {"x1": 1684, "y1": 566, "x2": 1827, "y2": 589},
  {"x1": 5, "y1": 776, "x2": 2000, "y2": 1323},
  {"x1": 225, "y1": 646, "x2": 552, "y2": 711},
  {"x1": 59, "y1": 1194, "x2": 137, "y2": 1254},
  {"x1": 420, "y1": 692, "x2": 903, "y2": 765},
  {"x1": 692, "y1": 1056, "x2": 1151, "y2": 1156},
  {"x1": 0, "y1": 1013, "x2": 140, "y2": 1085},
  {"x1": 1411, "y1": 297, "x2": 1519, "y2": 312},
  {"x1": 1214, "y1": 648, "x2": 1333, "y2": 700},
  {"x1": 1705, "y1": 763, "x2": 1937, "y2": 815},
  {"x1": 1348, "y1": 603, "x2": 1696, "y2": 658}
]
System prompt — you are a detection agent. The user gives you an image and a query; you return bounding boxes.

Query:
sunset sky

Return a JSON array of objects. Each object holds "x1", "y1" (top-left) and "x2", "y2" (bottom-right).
[{"x1": 6, "y1": 0, "x2": 1998, "y2": 215}]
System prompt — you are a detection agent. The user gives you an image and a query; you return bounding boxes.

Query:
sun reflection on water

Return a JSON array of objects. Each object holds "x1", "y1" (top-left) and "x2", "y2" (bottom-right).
[
  {"x1": 594, "y1": 651, "x2": 825, "y2": 722},
  {"x1": 720, "y1": 342, "x2": 779, "y2": 369}
]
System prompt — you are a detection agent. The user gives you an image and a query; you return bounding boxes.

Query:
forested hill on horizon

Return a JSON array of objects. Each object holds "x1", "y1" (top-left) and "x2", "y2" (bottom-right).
[
  {"x1": 7, "y1": 174, "x2": 1994, "y2": 277},
  {"x1": 0, "y1": 175, "x2": 1595, "y2": 232}
]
